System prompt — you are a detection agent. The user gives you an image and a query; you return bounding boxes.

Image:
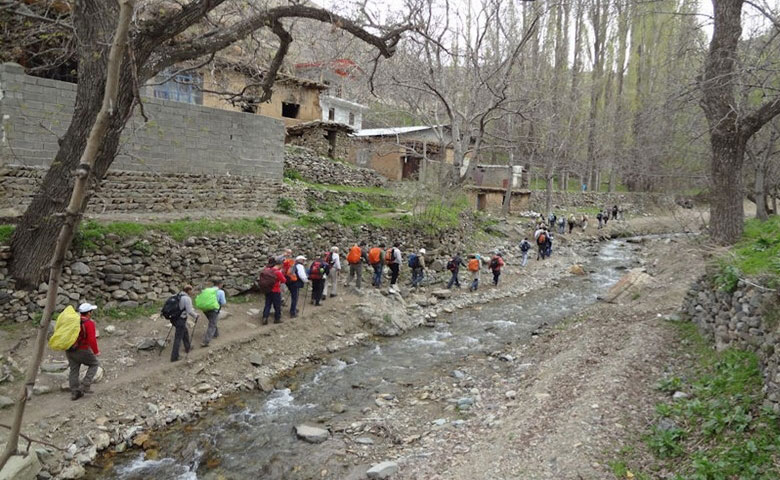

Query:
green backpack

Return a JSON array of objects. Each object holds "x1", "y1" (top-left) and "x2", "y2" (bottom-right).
[{"x1": 194, "y1": 287, "x2": 219, "y2": 312}]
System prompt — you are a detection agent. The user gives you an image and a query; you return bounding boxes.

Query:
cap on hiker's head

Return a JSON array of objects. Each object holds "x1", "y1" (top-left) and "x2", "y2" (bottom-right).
[
  {"x1": 295, "y1": 255, "x2": 306, "y2": 262},
  {"x1": 419, "y1": 248, "x2": 426, "y2": 254},
  {"x1": 331, "y1": 246, "x2": 339, "y2": 252},
  {"x1": 78, "y1": 303, "x2": 97, "y2": 314}
]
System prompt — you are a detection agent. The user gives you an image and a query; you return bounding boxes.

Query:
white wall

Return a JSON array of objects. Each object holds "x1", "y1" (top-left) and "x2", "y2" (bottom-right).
[{"x1": 320, "y1": 96, "x2": 363, "y2": 129}]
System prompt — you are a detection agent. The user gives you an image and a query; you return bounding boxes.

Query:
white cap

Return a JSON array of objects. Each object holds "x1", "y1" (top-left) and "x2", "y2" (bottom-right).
[
  {"x1": 419, "y1": 248, "x2": 426, "y2": 254},
  {"x1": 295, "y1": 255, "x2": 306, "y2": 262},
  {"x1": 78, "y1": 303, "x2": 98, "y2": 313}
]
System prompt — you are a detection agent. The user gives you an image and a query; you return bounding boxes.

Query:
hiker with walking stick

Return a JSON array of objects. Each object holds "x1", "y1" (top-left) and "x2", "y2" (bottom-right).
[
  {"x1": 169, "y1": 285, "x2": 198, "y2": 362},
  {"x1": 287, "y1": 255, "x2": 308, "y2": 318}
]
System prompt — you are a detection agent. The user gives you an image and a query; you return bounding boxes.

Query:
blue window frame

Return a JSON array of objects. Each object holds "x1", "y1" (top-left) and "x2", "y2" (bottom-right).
[{"x1": 152, "y1": 71, "x2": 203, "y2": 105}]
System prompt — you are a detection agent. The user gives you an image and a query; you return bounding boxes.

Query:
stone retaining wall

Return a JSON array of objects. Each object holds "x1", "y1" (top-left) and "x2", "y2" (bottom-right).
[
  {"x1": 527, "y1": 191, "x2": 675, "y2": 213},
  {"x1": 682, "y1": 276, "x2": 780, "y2": 410},
  {"x1": 0, "y1": 219, "x2": 475, "y2": 323},
  {"x1": 284, "y1": 147, "x2": 385, "y2": 187}
]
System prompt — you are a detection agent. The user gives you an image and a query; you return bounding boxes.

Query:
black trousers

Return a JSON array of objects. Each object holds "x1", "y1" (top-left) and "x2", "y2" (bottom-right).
[
  {"x1": 263, "y1": 292, "x2": 282, "y2": 322},
  {"x1": 388, "y1": 263, "x2": 400, "y2": 285},
  {"x1": 289, "y1": 283, "x2": 300, "y2": 316},
  {"x1": 311, "y1": 279, "x2": 325, "y2": 305},
  {"x1": 171, "y1": 317, "x2": 191, "y2": 361},
  {"x1": 492, "y1": 270, "x2": 501, "y2": 285}
]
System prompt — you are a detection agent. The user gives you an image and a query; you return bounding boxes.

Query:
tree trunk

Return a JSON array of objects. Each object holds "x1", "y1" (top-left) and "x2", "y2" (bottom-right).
[
  {"x1": 709, "y1": 133, "x2": 746, "y2": 243},
  {"x1": 755, "y1": 163, "x2": 768, "y2": 220},
  {"x1": 545, "y1": 173, "x2": 553, "y2": 216},
  {"x1": 0, "y1": 1, "x2": 135, "y2": 470},
  {"x1": 9, "y1": 1, "x2": 142, "y2": 287}
]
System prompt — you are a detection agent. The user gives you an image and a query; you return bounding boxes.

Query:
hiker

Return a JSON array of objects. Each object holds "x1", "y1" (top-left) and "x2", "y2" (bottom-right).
[
  {"x1": 519, "y1": 238, "x2": 531, "y2": 267},
  {"x1": 568, "y1": 214, "x2": 576, "y2": 234},
  {"x1": 535, "y1": 227, "x2": 548, "y2": 260},
  {"x1": 596, "y1": 211, "x2": 603, "y2": 229},
  {"x1": 581, "y1": 214, "x2": 588, "y2": 231},
  {"x1": 446, "y1": 253, "x2": 466, "y2": 289},
  {"x1": 489, "y1": 252, "x2": 505, "y2": 286},
  {"x1": 171, "y1": 285, "x2": 198, "y2": 362},
  {"x1": 199, "y1": 280, "x2": 226, "y2": 348},
  {"x1": 280, "y1": 248, "x2": 294, "y2": 304},
  {"x1": 344, "y1": 241, "x2": 367, "y2": 289},
  {"x1": 612, "y1": 204, "x2": 619, "y2": 221},
  {"x1": 545, "y1": 231, "x2": 554, "y2": 257},
  {"x1": 386, "y1": 242, "x2": 402, "y2": 288},
  {"x1": 322, "y1": 246, "x2": 340, "y2": 299},
  {"x1": 548, "y1": 212, "x2": 557, "y2": 228},
  {"x1": 260, "y1": 257, "x2": 287, "y2": 325},
  {"x1": 603, "y1": 209, "x2": 609, "y2": 226},
  {"x1": 410, "y1": 248, "x2": 426, "y2": 288},
  {"x1": 287, "y1": 255, "x2": 308, "y2": 318},
  {"x1": 467, "y1": 254, "x2": 481, "y2": 291},
  {"x1": 309, "y1": 254, "x2": 329, "y2": 306},
  {"x1": 558, "y1": 216, "x2": 566, "y2": 234},
  {"x1": 368, "y1": 243, "x2": 385, "y2": 287},
  {"x1": 67, "y1": 303, "x2": 101, "y2": 400}
]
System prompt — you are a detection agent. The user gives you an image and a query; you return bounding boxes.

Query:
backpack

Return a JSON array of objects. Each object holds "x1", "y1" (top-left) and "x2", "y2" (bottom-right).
[
  {"x1": 385, "y1": 248, "x2": 394, "y2": 264},
  {"x1": 257, "y1": 268, "x2": 278, "y2": 293},
  {"x1": 309, "y1": 260, "x2": 326, "y2": 280},
  {"x1": 408, "y1": 253, "x2": 419, "y2": 268},
  {"x1": 161, "y1": 293, "x2": 185, "y2": 322},
  {"x1": 368, "y1": 247, "x2": 382, "y2": 265},
  {"x1": 490, "y1": 257, "x2": 499, "y2": 270},
  {"x1": 324, "y1": 251, "x2": 334, "y2": 266},
  {"x1": 596, "y1": 212, "x2": 603, "y2": 220},
  {"x1": 447, "y1": 259, "x2": 457, "y2": 271},
  {"x1": 48, "y1": 306, "x2": 82, "y2": 351},
  {"x1": 537, "y1": 233, "x2": 547, "y2": 245},
  {"x1": 520, "y1": 241, "x2": 530, "y2": 252},
  {"x1": 468, "y1": 258, "x2": 480, "y2": 272},
  {"x1": 285, "y1": 263, "x2": 298, "y2": 283},
  {"x1": 194, "y1": 287, "x2": 219, "y2": 312},
  {"x1": 346, "y1": 245, "x2": 361, "y2": 264}
]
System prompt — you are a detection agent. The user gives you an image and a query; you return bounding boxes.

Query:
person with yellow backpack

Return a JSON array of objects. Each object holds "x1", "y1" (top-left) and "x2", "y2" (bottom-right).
[
  {"x1": 64, "y1": 303, "x2": 100, "y2": 400},
  {"x1": 344, "y1": 241, "x2": 367, "y2": 289},
  {"x1": 368, "y1": 243, "x2": 385, "y2": 287}
]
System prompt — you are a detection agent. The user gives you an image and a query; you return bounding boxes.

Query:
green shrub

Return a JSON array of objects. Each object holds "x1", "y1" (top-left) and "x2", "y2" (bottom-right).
[
  {"x1": 284, "y1": 168, "x2": 303, "y2": 181},
  {"x1": 0, "y1": 225, "x2": 15, "y2": 244},
  {"x1": 275, "y1": 197, "x2": 297, "y2": 216}
]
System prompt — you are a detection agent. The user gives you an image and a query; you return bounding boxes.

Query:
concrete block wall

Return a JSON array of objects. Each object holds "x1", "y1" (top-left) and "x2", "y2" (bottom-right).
[{"x1": 0, "y1": 63, "x2": 284, "y2": 178}]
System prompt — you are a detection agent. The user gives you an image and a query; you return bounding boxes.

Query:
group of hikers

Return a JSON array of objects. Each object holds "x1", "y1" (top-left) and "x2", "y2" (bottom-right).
[{"x1": 59, "y1": 204, "x2": 624, "y2": 399}]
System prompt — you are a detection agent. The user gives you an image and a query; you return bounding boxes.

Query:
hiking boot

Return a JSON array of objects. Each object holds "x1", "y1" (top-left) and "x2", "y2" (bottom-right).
[
  {"x1": 71, "y1": 390, "x2": 84, "y2": 401},
  {"x1": 200, "y1": 343, "x2": 209, "y2": 348},
  {"x1": 81, "y1": 385, "x2": 93, "y2": 394},
  {"x1": 262, "y1": 318, "x2": 269, "y2": 325},
  {"x1": 274, "y1": 319, "x2": 282, "y2": 324}
]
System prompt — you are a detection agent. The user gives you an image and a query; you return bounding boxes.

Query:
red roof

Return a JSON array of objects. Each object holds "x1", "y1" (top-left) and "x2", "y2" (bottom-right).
[{"x1": 294, "y1": 59, "x2": 364, "y2": 78}]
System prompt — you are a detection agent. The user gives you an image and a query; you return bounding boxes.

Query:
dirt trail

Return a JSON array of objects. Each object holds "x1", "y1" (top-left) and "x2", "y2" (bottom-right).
[{"x1": 0, "y1": 208, "x2": 705, "y2": 477}]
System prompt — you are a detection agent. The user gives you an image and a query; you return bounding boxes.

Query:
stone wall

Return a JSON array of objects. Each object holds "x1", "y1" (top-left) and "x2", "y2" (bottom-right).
[
  {"x1": 284, "y1": 147, "x2": 386, "y2": 187},
  {"x1": 682, "y1": 276, "x2": 780, "y2": 410},
  {"x1": 286, "y1": 128, "x2": 351, "y2": 161},
  {"x1": 0, "y1": 218, "x2": 475, "y2": 323},
  {"x1": 0, "y1": 63, "x2": 284, "y2": 178},
  {"x1": 527, "y1": 191, "x2": 675, "y2": 213}
]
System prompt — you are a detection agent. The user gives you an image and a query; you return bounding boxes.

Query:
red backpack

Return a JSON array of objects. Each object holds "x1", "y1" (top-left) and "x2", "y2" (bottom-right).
[{"x1": 309, "y1": 260, "x2": 325, "y2": 280}]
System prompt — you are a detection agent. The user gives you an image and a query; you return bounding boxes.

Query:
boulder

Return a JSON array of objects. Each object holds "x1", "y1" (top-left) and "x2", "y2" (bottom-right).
[
  {"x1": 0, "y1": 395, "x2": 14, "y2": 409},
  {"x1": 0, "y1": 452, "x2": 41, "y2": 480},
  {"x1": 431, "y1": 289, "x2": 452, "y2": 300},
  {"x1": 366, "y1": 461, "x2": 399, "y2": 479},
  {"x1": 70, "y1": 262, "x2": 90, "y2": 275},
  {"x1": 354, "y1": 291, "x2": 412, "y2": 337},
  {"x1": 295, "y1": 424, "x2": 329, "y2": 444},
  {"x1": 569, "y1": 265, "x2": 586, "y2": 275}
]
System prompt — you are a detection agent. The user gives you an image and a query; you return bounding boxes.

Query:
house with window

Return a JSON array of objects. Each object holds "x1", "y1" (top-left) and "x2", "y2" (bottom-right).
[{"x1": 295, "y1": 59, "x2": 368, "y2": 130}]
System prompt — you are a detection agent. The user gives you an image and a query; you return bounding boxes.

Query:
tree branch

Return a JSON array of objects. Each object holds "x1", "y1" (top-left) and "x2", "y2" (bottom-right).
[{"x1": 741, "y1": 96, "x2": 780, "y2": 139}]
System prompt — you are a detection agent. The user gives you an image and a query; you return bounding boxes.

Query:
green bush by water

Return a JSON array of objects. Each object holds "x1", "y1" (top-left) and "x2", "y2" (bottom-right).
[{"x1": 716, "y1": 216, "x2": 780, "y2": 290}]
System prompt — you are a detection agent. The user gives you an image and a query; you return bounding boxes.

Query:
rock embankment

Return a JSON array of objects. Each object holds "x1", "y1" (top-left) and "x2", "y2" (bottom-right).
[
  {"x1": 284, "y1": 147, "x2": 386, "y2": 187},
  {"x1": 682, "y1": 276, "x2": 780, "y2": 410}
]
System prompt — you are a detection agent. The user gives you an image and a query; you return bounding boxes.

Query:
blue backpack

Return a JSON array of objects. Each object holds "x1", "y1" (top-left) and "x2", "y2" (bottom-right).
[{"x1": 408, "y1": 253, "x2": 419, "y2": 268}]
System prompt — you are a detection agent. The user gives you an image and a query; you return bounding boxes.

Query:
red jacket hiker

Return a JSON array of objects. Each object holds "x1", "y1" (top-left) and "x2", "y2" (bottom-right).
[
  {"x1": 74, "y1": 313, "x2": 99, "y2": 355},
  {"x1": 490, "y1": 255, "x2": 505, "y2": 272},
  {"x1": 269, "y1": 266, "x2": 287, "y2": 293}
]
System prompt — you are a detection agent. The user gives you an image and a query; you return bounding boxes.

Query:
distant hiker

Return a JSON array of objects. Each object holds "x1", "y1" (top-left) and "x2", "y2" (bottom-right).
[
  {"x1": 545, "y1": 231, "x2": 554, "y2": 257},
  {"x1": 386, "y1": 242, "x2": 402, "y2": 288},
  {"x1": 558, "y1": 216, "x2": 566, "y2": 234},
  {"x1": 287, "y1": 256, "x2": 308, "y2": 318},
  {"x1": 198, "y1": 280, "x2": 226, "y2": 348},
  {"x1": 535, "y1": 228, "x2": 548, "y2": 260},
  {"x1": 260, "y1": 257, "x2": 286, "y2": 325},
  {"x1": 67, "y1": 303, "x2": 100, "y2": 400},
  {"x1": 171, "y1": 285, "x2": 198, "y2": 362},
  {"x1": 345, "y1": 241, "x2": 367, "y2": 289},
  {"x1": 568, "y1": 214, "x2": 576, "y2": 234},
  {"x1": 489, "y1": 252, "x2": 505, "y2": 286},
  {"x1": 467, "y1": 254, "x2": 481, "y2": 291},
  {"x1": 446, "y1": 253, "x2": 466, "y2": 289},
  {"x1": 581, "y1": 214, "x2": 588, "y2": 231},
  {"x1": 548, "y1": 212, "x2": 557, "y2": 228},
  {"x1": 596, "y1": 211, "x2": 603, "y2": 229},
  {"x1": 410, "y1": 248, "x2": 426, "y2": 288},
  {"x1": 281, "y1": 248, "x2": 294, "y2": 303},
  {"x1": 603, "y1": 209, "x2": 609, "y2": 226},
  {"x1": 369, "y1": 243, "x2": 385, "y2": 287},
  {"x1": 308, "y1": 254, "x2": 330, "y2": 306},
  {"x1": 612, "y1": 205, "x2": 619, "y2": 221},
  {"x1": 519, "y1": 238, "x2": 531, "y2": 267},
  {"x1": 323, "y1": 246, "x2": 340, "y2": 299}
]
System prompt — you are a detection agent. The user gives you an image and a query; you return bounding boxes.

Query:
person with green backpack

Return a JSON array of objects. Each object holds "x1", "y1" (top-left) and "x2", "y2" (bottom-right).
[{"x1": 196, "y1": 279, "x2": 227, "y2": 348}]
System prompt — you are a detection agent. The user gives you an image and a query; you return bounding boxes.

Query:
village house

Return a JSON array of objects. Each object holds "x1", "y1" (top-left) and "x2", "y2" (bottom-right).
[
  {"x1": 295, "y1": 59, "x2": 369, "y2": 130},
  {"x1": 464, "y1": 165, "x2": 530, "y2": 213}
]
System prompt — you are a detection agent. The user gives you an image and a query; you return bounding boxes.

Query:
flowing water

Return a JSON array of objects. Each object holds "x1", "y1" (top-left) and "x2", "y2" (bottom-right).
[{"x1": 93, "y1": 239, "x2": 641, "y2": 479}]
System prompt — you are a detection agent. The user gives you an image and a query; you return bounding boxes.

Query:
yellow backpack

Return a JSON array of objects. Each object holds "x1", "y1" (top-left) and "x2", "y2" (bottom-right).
[{"x1": 48, "y1": 306, "x2": 82, "y2": 351}]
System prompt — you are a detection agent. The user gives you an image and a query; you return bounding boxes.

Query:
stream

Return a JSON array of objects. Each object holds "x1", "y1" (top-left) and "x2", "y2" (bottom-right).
[{"x1": 93, "y1": 238, "x2": 640, "y2": 479}]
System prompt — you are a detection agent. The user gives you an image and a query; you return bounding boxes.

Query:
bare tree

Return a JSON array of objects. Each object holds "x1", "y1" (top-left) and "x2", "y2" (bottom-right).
[{"x1": 6, "y1": 0, "x2": 413, "y2": 287}]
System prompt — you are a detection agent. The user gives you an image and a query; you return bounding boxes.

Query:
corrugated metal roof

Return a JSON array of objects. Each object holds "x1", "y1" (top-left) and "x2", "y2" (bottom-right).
[{"x1": 352, "y1": 125, "x2": 443, "y2": 137}]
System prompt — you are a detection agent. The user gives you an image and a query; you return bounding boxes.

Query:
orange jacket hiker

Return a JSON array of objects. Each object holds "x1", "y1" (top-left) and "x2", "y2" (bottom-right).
[
  {"x1": 346, "y1": 245, "x2": 362, "y2": 264},
  {"x1": 368, "y1": 247, "x2": 382, "y2": 265},
  {"x1": 468, "y1": 258, "x2": 480, "y2": 272}
]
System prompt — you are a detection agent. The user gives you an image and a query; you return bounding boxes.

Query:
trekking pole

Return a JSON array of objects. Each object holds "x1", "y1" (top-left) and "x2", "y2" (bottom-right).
[
  {"x1": 301, "y1": 283, "x2": 309, "y2": 316},
  {"x1": 186, "y1": 314, "x2": 200, "y2": 360},
  {"x1": 158, "y1": 324, "x2": 173, "y2": 357}
]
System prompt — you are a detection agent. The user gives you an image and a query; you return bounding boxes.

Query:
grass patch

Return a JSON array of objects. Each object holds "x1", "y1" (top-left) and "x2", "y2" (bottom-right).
[
  {"x1": 613, "y1": 320, "x2": 780, "y2": 479},
  {"x1": 0, "y1": 225, "x2": 15, "y2": 244},
  {"x1": 75, "y1": 217, "x2": 276, "y2": 248},
  {"x1": 296, "y1": 201, "x2": 393, "y2": 228},
  {"x1": 299, "y1": 181, "x2": 391, "y2": 196},
  {"x1": 102, "y1": 302, "x2": 159, "y2": 321},
  {"x1": 400, "y1": 196, "x2": 470, "y2": 234},
  {"x1": 715, "y1": 216, "x2": 780, "y2": 291}
]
